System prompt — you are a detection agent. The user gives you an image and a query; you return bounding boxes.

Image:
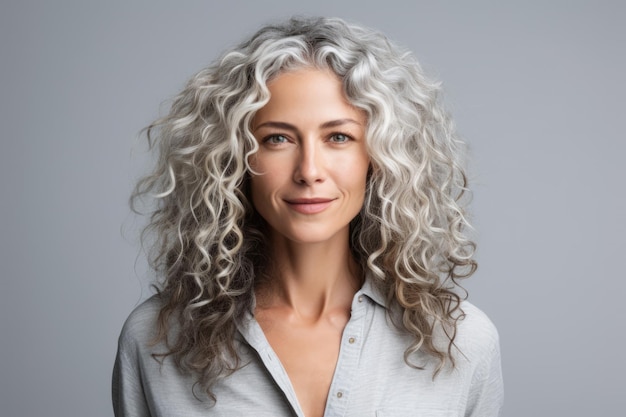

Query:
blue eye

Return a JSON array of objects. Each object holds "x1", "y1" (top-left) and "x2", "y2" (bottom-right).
[
  {"x1": 265, "y1": 134, "x2": 288, "y2": 144},
  {"x1": 330, "y1": 133, "x2": 350, "y2": 143}
]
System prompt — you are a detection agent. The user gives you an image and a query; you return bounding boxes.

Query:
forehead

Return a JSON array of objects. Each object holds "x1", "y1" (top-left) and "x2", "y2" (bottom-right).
[{"x1": 254, "y1": 68, "x2": 366, "y2": 125}]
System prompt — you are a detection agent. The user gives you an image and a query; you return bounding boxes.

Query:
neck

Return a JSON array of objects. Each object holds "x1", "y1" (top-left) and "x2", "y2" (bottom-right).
[{"x1": 257, "y1": 229, "x2": 362, "y2": 320}]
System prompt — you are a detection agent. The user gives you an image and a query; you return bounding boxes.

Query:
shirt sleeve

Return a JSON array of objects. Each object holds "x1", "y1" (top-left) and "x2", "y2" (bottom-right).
[
  {"x1": 465, "y1": 335, "x2": 504, "y2": 417},
  {"x1": 112, "y1": 332, "x2": 152, "y2": 417}
]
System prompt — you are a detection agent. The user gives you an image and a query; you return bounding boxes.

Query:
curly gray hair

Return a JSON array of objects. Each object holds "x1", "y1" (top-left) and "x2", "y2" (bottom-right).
[{"x1": 133, "y1": 16, "x2": 476, "y2": 398}]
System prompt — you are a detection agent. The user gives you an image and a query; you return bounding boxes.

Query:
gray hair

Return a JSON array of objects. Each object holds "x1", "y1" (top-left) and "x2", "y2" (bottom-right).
[{"x1": 133, "y1": 16, "x2": 476, "y2": 399}]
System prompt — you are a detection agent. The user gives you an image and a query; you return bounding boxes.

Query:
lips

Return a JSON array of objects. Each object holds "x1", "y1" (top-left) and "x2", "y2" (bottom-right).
[{"x1": 284, "y1": 198, "x2": 335, "y2": 214}]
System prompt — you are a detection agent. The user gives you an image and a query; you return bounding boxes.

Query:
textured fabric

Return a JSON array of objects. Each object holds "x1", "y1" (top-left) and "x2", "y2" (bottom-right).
[{"x1": 113, "y1": 278, "x2": 503, "y2": 417}]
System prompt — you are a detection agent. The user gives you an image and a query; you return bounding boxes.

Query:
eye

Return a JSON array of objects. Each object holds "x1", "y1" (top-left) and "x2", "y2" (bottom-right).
[
  {"x1": 329, "y1": 133, "x2": 350, "y2": 143},
  {"x1": 264, "y1": 134, "x2": 289, "y2": 144}
]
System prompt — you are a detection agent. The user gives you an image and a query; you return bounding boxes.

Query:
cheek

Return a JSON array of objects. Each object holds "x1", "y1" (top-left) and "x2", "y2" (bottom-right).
[
  {"x1": 338, "y1": 155, "x2": 370, "y2": 193},
  {"x1": 249, "y1": 165, "x2": 285, "y2": 210},
  {"x1": 247, "y1": 152, "x2": 262, "y2": 174},
  {"x1": 248, "y1": 155, "x2": 272, "y2": 196}
]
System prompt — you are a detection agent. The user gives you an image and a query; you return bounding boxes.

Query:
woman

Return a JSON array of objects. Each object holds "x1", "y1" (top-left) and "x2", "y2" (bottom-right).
[{"x1": 113, "y1": 17, "x2": 503, "y2": 417}]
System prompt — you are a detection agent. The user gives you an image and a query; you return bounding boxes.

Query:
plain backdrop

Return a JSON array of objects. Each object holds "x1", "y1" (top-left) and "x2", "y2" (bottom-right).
[{"x1": 1, "y1": 1, "x2": 624, "y2": 416}]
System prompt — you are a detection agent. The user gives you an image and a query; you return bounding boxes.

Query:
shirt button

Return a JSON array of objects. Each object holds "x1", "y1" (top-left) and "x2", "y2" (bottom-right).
[
  {"x1": 358, "y1": 296, "x2": 363, "y2": 303},
  {"x1": 348, "y1": 337, "x2": 356, "y2": 344},
  {"x1": 336, "y1": 391, "x2": 343, "y2": 398}
]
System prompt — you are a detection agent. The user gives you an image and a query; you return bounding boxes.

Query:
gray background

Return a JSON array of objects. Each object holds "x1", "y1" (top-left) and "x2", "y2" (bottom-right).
[{"x1": 1, "y1": 0, "x2": 624, "y2": 416}]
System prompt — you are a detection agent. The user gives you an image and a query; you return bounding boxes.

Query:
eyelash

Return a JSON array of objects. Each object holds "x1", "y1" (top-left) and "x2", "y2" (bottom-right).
[
  {"x1": 263, "y1": 134, "x2": 289, "y2": 145},
  {"x1": 328, "y1": 133, "x2": 351, "y2": 143}
]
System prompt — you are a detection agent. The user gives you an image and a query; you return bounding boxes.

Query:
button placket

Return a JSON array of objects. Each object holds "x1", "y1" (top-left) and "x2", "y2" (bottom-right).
[{"x1": 324, "y1": 291, "x2": 368, "y2": 416}]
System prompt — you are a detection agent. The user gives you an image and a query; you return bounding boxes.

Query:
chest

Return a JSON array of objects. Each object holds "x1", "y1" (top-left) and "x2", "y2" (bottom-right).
[
  {"x1": 210, "y1": 299, "x2": 476, "y2": 417},
  {"x1": 256, "y1": 312, "x2": 347, "y2": 417}
]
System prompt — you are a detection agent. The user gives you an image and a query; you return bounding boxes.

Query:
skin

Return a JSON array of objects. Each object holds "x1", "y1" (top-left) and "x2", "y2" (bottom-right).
[{"x1": 250, "y1": 68, "x2": 370, "y2": 417}]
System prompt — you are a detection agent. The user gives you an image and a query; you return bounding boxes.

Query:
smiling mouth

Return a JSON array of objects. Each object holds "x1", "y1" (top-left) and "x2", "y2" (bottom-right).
[{"x1": 284, "y1": 198, "x2": 335, "y2": 214}]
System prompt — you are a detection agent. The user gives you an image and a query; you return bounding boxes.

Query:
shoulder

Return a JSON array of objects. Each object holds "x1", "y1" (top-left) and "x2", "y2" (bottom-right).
[
  {"x1": 457, "y1": 301, "x2": 499, "y2": 341},
  {"x1": 117, "y1": 295, "x2": 163, "y2": 354},
  {"x1": 454, "y1": 301, "x2": 500, "y2": 363},
  {"x1": 454, "y1": 302, "x2": 504, "y2": 414}
]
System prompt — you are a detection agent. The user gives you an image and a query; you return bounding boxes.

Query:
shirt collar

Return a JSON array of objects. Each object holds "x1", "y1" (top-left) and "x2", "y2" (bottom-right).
[
  {"x1": 360, "y1": 271, "x2": 388, "y2": 308},
  {"x1": 238, "y1": 272, "x2": 390, "y2": 344}
]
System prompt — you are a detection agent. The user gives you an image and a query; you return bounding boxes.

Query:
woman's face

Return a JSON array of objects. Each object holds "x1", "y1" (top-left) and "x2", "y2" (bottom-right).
[{"x1": 250, "y1": 68, "x2": 370, "y2": 245}]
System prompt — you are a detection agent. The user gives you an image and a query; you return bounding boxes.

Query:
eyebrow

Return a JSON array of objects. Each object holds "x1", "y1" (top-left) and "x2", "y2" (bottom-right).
[{"x1": 253, "y1": 118, "x2": 362, "y2": 132}]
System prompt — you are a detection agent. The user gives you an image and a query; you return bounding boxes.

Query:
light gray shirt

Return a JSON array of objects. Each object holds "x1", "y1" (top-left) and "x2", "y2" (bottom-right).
[{"x1": 113, "y1": 279, "x2": 503, "y2": 416}]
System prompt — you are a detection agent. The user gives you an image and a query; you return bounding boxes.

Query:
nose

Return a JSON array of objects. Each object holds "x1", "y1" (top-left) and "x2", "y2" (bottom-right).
[{"x1": 293, "y1": 140, "x2": 325, "y2": 185}]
